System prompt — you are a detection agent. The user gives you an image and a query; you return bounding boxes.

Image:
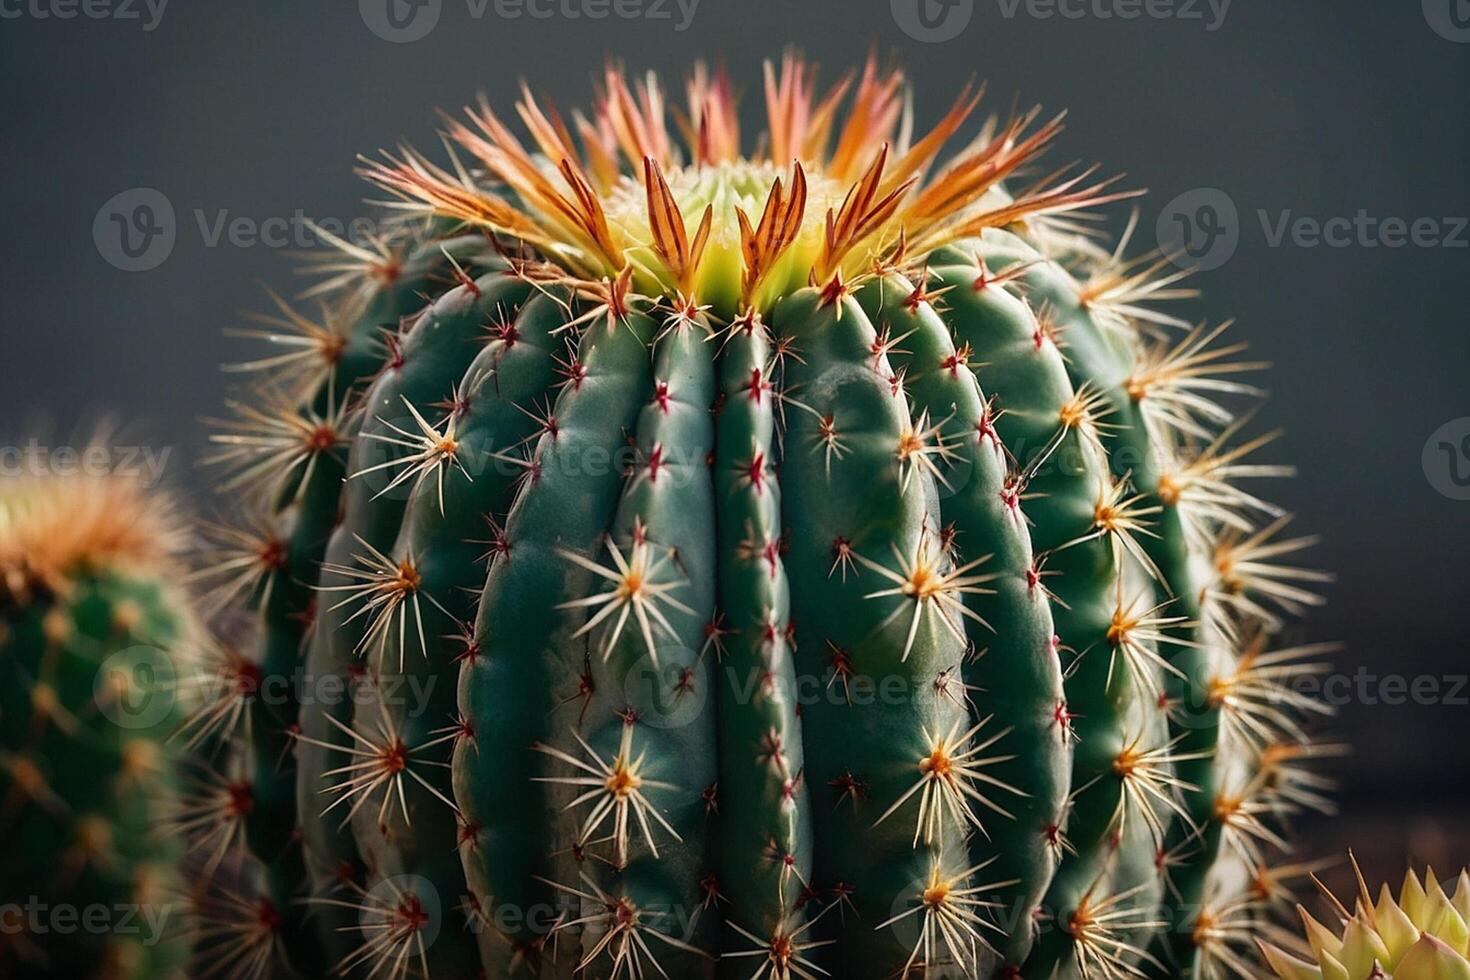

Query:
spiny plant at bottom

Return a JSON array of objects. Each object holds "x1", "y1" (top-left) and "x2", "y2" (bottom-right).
[{"x1": 1263, "y1": 860, "x2": 1470, "y2": 980}]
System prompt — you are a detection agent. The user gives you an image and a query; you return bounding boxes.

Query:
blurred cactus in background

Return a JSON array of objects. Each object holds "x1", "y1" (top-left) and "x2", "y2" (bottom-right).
[{"x1": 0, "y1": 469, "x2": 194, "y2": 979}]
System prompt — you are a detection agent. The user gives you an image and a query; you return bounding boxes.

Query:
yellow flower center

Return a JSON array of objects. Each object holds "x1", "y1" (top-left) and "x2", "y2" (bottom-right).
[{"x1": 601, "y1": 160, "x2": 845, "y2": 315}]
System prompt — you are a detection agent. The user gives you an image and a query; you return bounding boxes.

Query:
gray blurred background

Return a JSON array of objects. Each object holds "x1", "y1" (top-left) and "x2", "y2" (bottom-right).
[{"x1": 2, "y1": 0, "x2": 1467, "y2": 882}]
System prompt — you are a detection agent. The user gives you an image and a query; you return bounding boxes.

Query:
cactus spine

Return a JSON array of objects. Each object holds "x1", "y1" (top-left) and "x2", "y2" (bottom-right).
[
  {"x1": 197, "y1": 55, "x2": 1333, "y2": 979},
  {"x1": 0, "y1": 471, "x2": 193, "y2": 979}
]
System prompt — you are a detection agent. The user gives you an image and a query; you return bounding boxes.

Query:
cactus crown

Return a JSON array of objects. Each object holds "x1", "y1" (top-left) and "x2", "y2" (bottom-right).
[
  {"x1": 1264, "y1": 864, "x2": 1470, "y2": 980},
  {"x1": 366, "y1": 54, "x2": 1124, "y2": 318}
]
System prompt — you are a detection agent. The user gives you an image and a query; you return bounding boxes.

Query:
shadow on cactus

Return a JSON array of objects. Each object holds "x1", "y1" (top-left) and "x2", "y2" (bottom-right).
[
  {"x1": 190, "y1": 53, "x2": 1339, "y2": 980},
  {"x1": 0, "y1": 469, "x2": 196, "y2": 979}
]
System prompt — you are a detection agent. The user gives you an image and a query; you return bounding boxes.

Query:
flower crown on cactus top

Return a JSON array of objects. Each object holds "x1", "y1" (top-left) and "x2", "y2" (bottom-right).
[{"x1": 362, "y1": 53, "x2": 1133, "y2": 320}]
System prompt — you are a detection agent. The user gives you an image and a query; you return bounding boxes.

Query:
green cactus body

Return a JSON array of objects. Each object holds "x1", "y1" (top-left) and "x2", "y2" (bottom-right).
[
  {"x1": 205, "y1": 56, "x2": 1332, "y2": 980},
  {"x1": 1009, "y1": 242, "x2": 1209, "y2": 973},
  {"x1": 712, "y1": 314, "x2": 814, "y2": 967},
  {"x1": 940, "y1": 233, "x2": 1182, "y2": 976},
  {"x1": 773, "y1": 286, "x2": 975, "y2": 977},
  {"x1": 453, "y1": 297, "x2": 661, "y2": 974},
  {"x1": 0, "y1": 475, "x2": 193, "y2": 979},
  {"x1": 307, "y1": 266, "x2": 543, "y2": 978},
  {"x1": 853, "y1": 270, "x2": 1069, "y2": 966},
  {"x1": 355, "y1": 284, "x2": 568, "y2": 977},
  {"x1": 570, "y1": 309, "x2": 722, "y2": 976},
  {"x1": 971, "y1": 231, "x2": 1311, "y2": 978}
]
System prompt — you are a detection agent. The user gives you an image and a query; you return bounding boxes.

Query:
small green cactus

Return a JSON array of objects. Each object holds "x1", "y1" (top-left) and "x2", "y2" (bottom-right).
[
  {"x1": 0, "y1": 471, "x2": 194, "y2": 979},
  {"x1": 1262, "y1": 863, "x2": 1470, "y2": 980},
  {"x1": 196, "y1": 54, "x2": 1334, "y2": 979}
]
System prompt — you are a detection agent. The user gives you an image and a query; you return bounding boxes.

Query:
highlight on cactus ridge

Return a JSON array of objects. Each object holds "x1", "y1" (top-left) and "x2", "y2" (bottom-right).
[
  {"x1": 185, "y1": 53, "x2": 1339, "y2": 979},
  {"x1": 1261, "y1": 861, "x2": 1470, "y2": 980},
  {"x1": 0, "y1": 468, "x2": 196, "y2": 979}
]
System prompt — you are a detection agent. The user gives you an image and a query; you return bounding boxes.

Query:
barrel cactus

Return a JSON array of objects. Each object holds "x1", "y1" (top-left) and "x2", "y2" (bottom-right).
[
  {"x1": 1261, "y1": 863, "x2": 1470, "y2": 980},
  {"x1": 0, "y1": 469, "x2": 194, "y2": 978},
  {"x1": 195, "y1": 54, "x2": 1333, "y2": 979}
]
